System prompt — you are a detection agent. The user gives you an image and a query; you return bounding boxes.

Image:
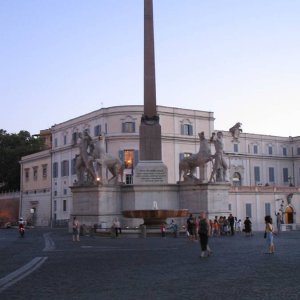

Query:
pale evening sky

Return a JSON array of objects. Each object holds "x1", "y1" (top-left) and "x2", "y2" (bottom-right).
[{"x1": 1, "y1": 0, "x2": 299, "y2": 137}]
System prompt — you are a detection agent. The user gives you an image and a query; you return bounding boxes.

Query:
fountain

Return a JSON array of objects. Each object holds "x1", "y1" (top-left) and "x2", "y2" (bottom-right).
[{"x1": 122, "y1": 201, "x2": 189, "y2": 226}]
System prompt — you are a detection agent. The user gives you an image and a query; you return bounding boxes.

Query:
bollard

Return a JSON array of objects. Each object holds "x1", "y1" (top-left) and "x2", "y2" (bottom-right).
[
  {"x1": 93, "y1": 224, "x2": 98, "y2": 233},
  {"x1": 110, "y1": 226, "x2": 116, "y2": 238},
  {"x1": 140, "y1": 225, "x2": 147, "y2": 238}
]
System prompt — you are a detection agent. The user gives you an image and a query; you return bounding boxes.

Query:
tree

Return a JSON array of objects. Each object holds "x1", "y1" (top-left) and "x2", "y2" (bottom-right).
[{"x1": 0, "y1": 129, "x2": 45, "y2": 192}]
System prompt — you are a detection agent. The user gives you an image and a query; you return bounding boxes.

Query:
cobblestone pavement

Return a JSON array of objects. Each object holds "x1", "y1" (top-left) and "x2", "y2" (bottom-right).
[{"x1": 1, "y1": 228, "x2": 300, "y2": 300}]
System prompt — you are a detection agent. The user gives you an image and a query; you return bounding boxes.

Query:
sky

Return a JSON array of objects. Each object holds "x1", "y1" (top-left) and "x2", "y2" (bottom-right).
[{"x1": 1, "y1": 0, "x2": 300, "y2": 137}]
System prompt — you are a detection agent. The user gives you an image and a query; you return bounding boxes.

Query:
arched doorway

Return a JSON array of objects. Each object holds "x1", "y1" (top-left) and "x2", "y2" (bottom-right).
[{"x1": 284, "y1": 206, "x2": 294, "y2": 224}]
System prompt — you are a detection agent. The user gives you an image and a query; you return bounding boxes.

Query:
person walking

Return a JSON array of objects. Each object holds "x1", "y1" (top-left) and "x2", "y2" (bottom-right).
[
  {"x1": 244, "y1": 217, "x2": 252, "y2": 236},
  {"x1": 72, "y1": 216, "x2": 80, "y2": 241},
  {"x1": 198, "y1": 211, "x2": 211, "y2": 258},
  {"x1": 236, "y1": 219, "x2": 242, "y2": 233},
  {"x1": 187, "y1": 214, "x2": 195, "y2": 240},
  {"x1": 228, "y1": 213, "x2": 235, "y2": 235},
  {"x1": 113, "y1": 218, "x2": 122, "y2": 237},
  {"x1": 265, "y1": 215, "x2": 275, "y2": 254},
  {"x1": 160, "y1": 222, "x2": 166, "y2": 238},
  {"x1": 169, "y1": 219, "x2": 178, "y2": 238}
]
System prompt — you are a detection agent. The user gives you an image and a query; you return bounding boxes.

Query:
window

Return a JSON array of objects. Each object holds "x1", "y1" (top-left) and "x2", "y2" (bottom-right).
[
  {"x1": 268, "y1": 167, "x2": 275, "y2": 183},
  {"x1": 119, "y1": 150, "x2": 138, "y2": 171},
  {"x1": 54, "y1": 191, "x2": 57, "y2": 196},
  {"x1": 71, "y1": 158, "x2": 77, "y2": 175},
  {"x1": 283, "y1": 168, "x2": 289, "y2": 183},
  {"x1": 297, "y1": 147, "x2": 300, "y2": 155},
  {"x1": 228, "y1": 204, "x2": 232, "y2": 211},
  {"x1": 283, "y1": 147, "x2": 287, "y2": 156},
  {"x1": 122, "y1": 122, "x2": 135, "y2": 133},
  {"x1": 268, "y1": 146, "x2": 273, "y2": 155},
  {"x1": 42, "y1": 164, "x2": 47, "y2": 178},
  {"x1": 123, "y1": 150, "x2": 134, "y2": 168},
  {"x1": 25, "y1": 169, "x2": 29, "y2": 181},
  {"x1": 126, "y1": 174, "x2": 133, "y2": 185},
  {"x1": 94, "y1": 125, "x2": 101, "y2": 136},
  {"x1": 61, "y1": 160, "x2": 69, "y2": 177},
  {"x1": 54, "y1": 138, "x2": 58, "y2": 147},
  {"x1": 232, "y1": 172, "x2": 241, "y2": 186},
  {"x1": 72, "y1": 132, "x2": 78, "y2": 144},
  {"x1": 33, "y1": 167, "x2": 38, "y2": 181},
  {"x1": 233, "y1": 144, "x2": 239, "y2": 152},
  {"x1": 63, "y1": 188, "x2": 67, "y2": 195},
  {"x1": 253, "y1": 145, "x2": 258, "y2": 154},
  {"x1": 63, "y1": 135, "x2": 67, "y2": 145},
  {"x1": 181, "y1": 124, "x2": 193, "y2": 136},
  {"x1": 63, "y1": 200, "x2": 67, "y2": 212},
  {"x1": 254, "y1": 166, "x2": 260, "y2": 183},
  {"x1": 53, "y1": 162, "x2": 58, "y2": 178},
  {"x1": 265, "y1": 203, "x2": 271, "y2": 216},
  {"x1": 246, "y1": 203, "x2": 252, "y2": 218},
  {"x1": 54, "y1": 200, "x2": 57, "y2": 212}
]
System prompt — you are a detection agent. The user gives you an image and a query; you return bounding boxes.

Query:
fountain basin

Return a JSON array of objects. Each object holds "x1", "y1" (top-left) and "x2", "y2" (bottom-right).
[{"x1": 122, "y1": 209, "x2": 189, "y2": 226}]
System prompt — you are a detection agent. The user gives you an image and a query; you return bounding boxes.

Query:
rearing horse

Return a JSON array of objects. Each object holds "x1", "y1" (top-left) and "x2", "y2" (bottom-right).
[
  {"x1": 92, "y1": 134, "x2": 124, "y2": 184},
  {"x1": 179, "y1": 132, "x2": 213, "y2": 182}
]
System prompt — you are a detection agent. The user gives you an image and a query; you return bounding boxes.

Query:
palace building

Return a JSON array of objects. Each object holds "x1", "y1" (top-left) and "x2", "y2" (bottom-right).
[{"x1": 19, "y1": 105, "x2": 300, "y2": 230}]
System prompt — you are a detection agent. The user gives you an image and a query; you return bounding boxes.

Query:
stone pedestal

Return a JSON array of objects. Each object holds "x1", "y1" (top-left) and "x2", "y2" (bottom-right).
[
  {"x1": 134, "y1": 160, "x2": 168, "y2": 184},
  {"x1": 121, "y1": 184, "x2": 179, "y2": 227},
  {"x1": 179, "y1": 182, "x2": 230, "y2": 218},
  {"x1": 70, "y1": 185, "x2": 121, "y2": 229}
]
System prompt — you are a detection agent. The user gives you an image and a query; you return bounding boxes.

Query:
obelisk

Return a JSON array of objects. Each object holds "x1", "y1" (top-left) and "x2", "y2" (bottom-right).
[{"x1": 134, "y1": 0, "x2": 168, "y2": 184}]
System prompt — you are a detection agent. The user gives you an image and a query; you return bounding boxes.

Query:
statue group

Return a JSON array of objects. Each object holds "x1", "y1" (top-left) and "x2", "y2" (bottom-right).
[
  {"x1": 74, "y1": 130, "x2": 123, "y2": 186},
  {"x1": 179, "y1": 131, "x2": 228, "y2": 183},
  {"x1": 75, "y1": 129, "x2": 229, "y2": 185}
]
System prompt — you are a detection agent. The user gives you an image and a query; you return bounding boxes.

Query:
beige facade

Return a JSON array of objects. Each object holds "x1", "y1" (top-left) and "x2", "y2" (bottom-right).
[
  {"x1": 50, "y1": 105, "x2": 214, "y2": 222},
  {"x1": 223, "y1": 132, "x2": 300, "y2": 230},
  {"x1": 19, "y1": 149, "x2": 51, "y2": 226},
  {"x1": 20, "y1": 105, "x2": 300, "y2": 229}
]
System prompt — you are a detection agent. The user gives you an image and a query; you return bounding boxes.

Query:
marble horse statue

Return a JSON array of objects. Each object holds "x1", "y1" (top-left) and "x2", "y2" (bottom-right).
[
  {"x1": 93, "y1": 134, "x2": 124, "y2": 185},
  {"x1": 179, "y1": 132, "x2": 213, "y2": 182},
  {"x1": 74, "y1": 131, "x2": 123, "y2": 185}
]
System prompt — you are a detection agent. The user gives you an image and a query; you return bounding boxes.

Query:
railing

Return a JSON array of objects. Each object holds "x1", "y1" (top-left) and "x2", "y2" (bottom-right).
[
  {"x1": 281, "y1": 223, "x2": 297, "y2": 231},
  {"x1": 0, "y1": 191, "x2": 20, "y2": 199},
  {"x1": 229, "y1": 186, "x2": 300, "y2": 193}
]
